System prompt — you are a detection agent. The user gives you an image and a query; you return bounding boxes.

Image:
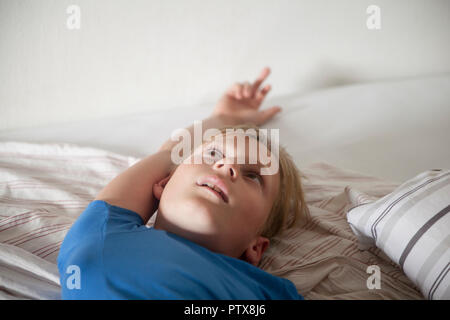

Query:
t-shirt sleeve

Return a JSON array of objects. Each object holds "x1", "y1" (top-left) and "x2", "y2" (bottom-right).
[
  {"x1": 61, "y1": 200, "x2": 144, "y2": 243},
  {"x1": 98, "y1": 200, "x2": 145, "y2": 233},
  {"x1": 57, "y1": 200, "x2": 146, "y2": 298},
  {"x1": 58, "y1": 200, "x2": 145, "y2": 264}
]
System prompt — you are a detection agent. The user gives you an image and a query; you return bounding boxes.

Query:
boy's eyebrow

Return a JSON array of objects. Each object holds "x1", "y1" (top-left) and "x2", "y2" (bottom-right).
[{"x1": 245, "y1": 161, "x2": 269, "y2": 169}]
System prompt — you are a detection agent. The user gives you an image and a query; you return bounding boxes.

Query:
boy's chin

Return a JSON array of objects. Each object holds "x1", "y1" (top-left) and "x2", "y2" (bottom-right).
[
  {"x1": 158, "y1": 203, "x2": 222, "y2": 234},
  {"x1": 156, "y1": 217, "x2": 224, "y2": 248}
]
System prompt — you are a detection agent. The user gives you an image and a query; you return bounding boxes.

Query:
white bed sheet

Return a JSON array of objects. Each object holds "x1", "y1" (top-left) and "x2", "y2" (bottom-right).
[
  {"x1": 0, "y1": 141, "x2": 425, "y2": 299},
  {"x1": 1, "y1": 75, "x2": 449, "y2": 183}
]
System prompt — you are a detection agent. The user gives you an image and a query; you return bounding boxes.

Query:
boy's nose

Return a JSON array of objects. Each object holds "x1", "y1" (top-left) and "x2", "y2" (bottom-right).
[{"x1": 214, "y1": 161, "x2": 238, "y2": 181}]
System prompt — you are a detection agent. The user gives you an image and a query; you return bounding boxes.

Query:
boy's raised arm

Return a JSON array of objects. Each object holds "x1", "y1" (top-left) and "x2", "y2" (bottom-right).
[{"x1": 95, "y1": 149, "x2": 175, "y2": 224}]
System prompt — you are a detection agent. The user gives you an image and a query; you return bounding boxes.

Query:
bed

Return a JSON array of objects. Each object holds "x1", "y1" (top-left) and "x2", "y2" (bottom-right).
[{"x1": 0, "y1": 75, "x2": 449, "y2": 299}]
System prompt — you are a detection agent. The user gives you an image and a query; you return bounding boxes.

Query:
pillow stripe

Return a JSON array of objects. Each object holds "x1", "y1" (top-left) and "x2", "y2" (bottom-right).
[
  {"x1": 399, "y1": 204, "x2": 450, "y2": 269},
  {"x1": 377, "y1": 179, "x2": 450, "y2": 248},
  {"x1": 371, "y1": 171, "x2": 450, "y2": 240},
  {"x1": 428, "y1": 262, "x2": 449, "y2": 300},
  {"x1": 440, "y1": 279, "x2": 450, "y2": 299},
  {"x1": 353, "y1": 175, "x2": 423, "y2": 231},
  {"x1": 416, "y1": 234, "x2": 450, "y2": 289}
]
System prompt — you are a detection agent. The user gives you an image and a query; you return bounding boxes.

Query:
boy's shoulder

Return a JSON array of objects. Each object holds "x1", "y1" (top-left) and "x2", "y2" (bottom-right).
[
  {"x1": 103, "y1": 227, "x2": 301, "y2": 299},
  {"x1": 58, "y1": 200, "x2": 301, "y2": 299}
]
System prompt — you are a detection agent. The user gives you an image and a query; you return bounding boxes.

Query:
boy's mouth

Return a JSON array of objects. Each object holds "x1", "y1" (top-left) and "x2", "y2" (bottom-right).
[{"x1": 196, "y1": 176, "x2": 229, "y2": 203}]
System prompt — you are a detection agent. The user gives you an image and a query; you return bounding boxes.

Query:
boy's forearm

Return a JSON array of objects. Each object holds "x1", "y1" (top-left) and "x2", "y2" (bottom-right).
[{"x1": 95, "y1": 149, "x2": 175, "y2": 223}]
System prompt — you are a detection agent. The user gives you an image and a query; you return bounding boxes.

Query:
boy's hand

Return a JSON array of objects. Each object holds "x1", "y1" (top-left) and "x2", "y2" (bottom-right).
[{"x1": 212, "y1": 67, "x2": 282, "y2": 126}]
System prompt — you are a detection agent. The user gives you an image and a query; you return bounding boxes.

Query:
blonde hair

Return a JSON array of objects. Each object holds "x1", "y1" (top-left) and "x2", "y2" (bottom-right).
[{"x1": 209, "y1": 123, "x2": 310, "y2": 239}]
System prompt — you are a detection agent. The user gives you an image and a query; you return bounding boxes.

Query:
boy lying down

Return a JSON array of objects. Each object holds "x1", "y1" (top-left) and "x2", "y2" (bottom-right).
[{"x1": 57, "y1": 67, "x2": 310, "y2": 299}]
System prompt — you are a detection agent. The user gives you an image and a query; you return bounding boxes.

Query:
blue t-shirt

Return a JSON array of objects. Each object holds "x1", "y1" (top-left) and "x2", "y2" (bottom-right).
[{"x1": 57, "y1": 200, "x2": 303, "y2": 300}]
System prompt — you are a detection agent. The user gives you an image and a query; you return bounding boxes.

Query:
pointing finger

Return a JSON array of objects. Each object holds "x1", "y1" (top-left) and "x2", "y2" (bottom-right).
[{"x1": 252, "y1": 67, "x2": 271, "y2": 93}]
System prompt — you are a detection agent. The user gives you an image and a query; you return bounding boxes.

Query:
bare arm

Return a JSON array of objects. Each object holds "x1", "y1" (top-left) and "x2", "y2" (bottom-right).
[
  {"x1": 94, "y1": 149, "x2": 173, "y2": 224},
  {"x1": 95, "y1": 66, "x2": 280, "y2": 224}
]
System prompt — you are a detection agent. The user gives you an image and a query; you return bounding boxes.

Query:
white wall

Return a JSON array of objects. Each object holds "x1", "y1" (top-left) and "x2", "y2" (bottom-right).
[{"x1": 0, "y1": 0, "x2": 449, "y2": 131}]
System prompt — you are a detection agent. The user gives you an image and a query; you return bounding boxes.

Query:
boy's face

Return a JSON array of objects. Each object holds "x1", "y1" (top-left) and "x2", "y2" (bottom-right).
[{"x1": 154, "y1": 132, "x2": 280, "y2": 264}]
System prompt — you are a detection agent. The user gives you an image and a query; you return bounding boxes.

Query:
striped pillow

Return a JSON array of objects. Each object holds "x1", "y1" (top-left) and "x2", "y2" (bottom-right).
[{"x1": 346, "y1": 169, "x2": 450, "y2": 300}]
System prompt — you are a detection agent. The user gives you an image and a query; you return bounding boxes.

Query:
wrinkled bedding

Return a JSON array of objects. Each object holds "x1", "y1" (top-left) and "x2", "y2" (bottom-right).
[{"x1": 0, "y1": 141, "x2": 424, "y2": 299}]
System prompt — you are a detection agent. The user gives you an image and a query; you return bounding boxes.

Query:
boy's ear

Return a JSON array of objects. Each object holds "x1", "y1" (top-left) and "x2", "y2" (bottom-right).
[
  {"x1": 240, "y1": 236, "x2": 270, "y2": 266},
  {"x1": 152, "y1": 172, "x2": 173, "y2": 200}
]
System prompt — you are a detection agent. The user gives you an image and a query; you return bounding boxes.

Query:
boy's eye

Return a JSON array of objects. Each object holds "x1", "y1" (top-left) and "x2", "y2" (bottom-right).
[
  {"x1": 246, "y1": 171, "x2": 263, "y2": 185},
  {"x1": 205, "y1": 147, "x2": 223, "y2": 161}
]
